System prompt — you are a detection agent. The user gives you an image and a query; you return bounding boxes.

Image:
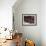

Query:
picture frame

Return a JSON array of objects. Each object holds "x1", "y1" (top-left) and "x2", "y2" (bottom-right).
[{"x1": 22, "y1": 14, "x2": 37, "y2": 26}]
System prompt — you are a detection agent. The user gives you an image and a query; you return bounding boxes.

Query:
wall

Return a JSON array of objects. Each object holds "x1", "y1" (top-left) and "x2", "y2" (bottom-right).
[
  {"x1": 0, "y1": 0, "x2": 16, "y2": 30},
  {"x1": 41, "y1": 0, "x2": 46, "y2": 46},
  {"x1": 13, "y1": 0, "x2": 41, "y2": 46}
]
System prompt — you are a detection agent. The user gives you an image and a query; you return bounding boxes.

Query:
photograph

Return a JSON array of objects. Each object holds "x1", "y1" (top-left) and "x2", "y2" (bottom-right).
[
  {"x1": 22, "y1": 14, "x2": 37, "y2": 26},
  {"x1": 0, "y1": 0, "x2": 45, "y2": 46}
]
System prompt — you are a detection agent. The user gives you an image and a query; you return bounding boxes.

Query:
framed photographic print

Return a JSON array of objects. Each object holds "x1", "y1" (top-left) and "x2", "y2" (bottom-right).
[{"x1": 22, "y1": 14, "x2": 37, "y2": 26}]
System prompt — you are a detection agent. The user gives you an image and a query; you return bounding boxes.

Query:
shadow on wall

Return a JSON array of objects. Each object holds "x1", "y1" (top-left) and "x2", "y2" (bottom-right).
[{"x1": 12, "y1": 0, "x2": 24, "y2": 10}]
